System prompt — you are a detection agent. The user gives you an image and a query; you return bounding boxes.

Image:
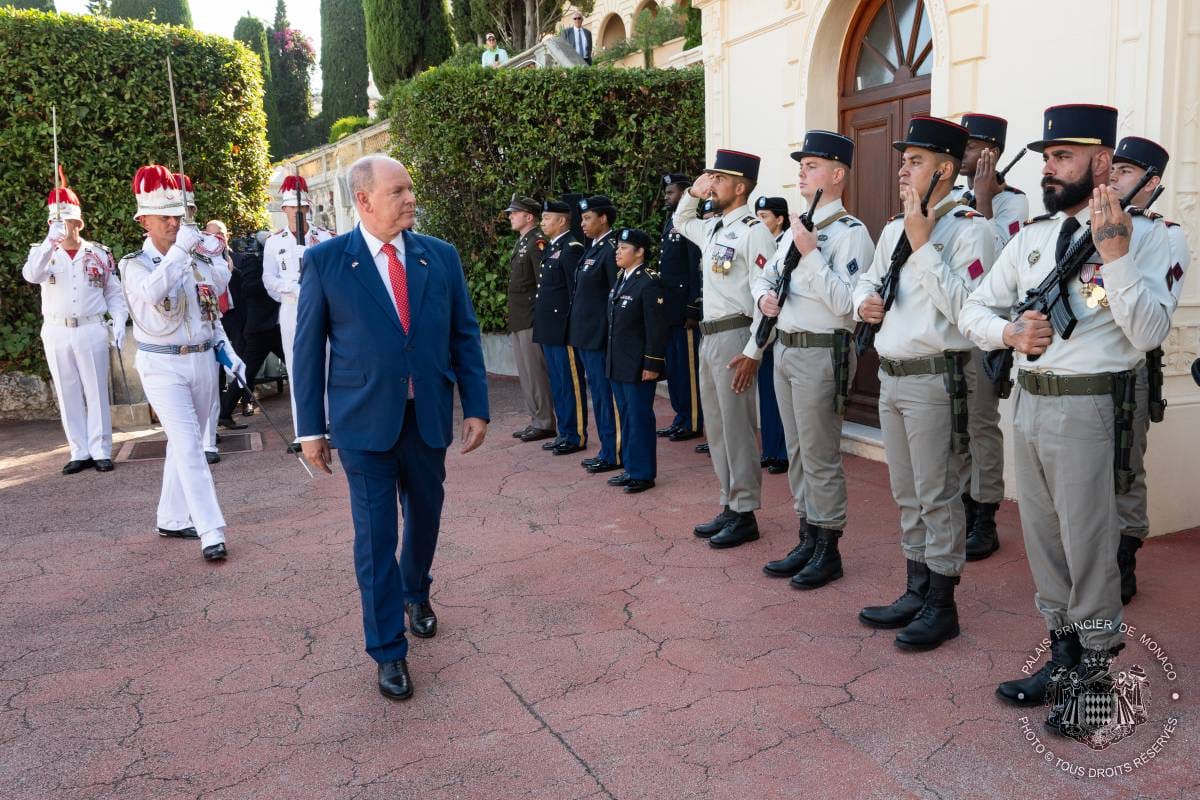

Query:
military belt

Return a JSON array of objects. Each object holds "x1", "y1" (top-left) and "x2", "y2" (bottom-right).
[
  {"x1": 137, "y1": 340, "x2": 214, "y2": 356},
  {"x1": 45, "y1": 313, "x2": 105, "y2": 328},
  {"x1": 1017, "y1": 370, "x2": 1115, "y2": 396},
  {"x1": 778, "y1": 330, "x2": 839, "y2": 349},
  {"x1": 879, "y1": 355, "x2": 951, "y2": 377},
  {"x1": 699, "y1": 315, "x2": 751, "y2": 335}
]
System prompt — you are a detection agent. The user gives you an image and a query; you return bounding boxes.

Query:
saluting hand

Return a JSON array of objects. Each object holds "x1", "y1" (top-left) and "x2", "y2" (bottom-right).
[
  {"x1": 690, "y1": 173, "x2": 715, "y2": 199},
  {"x1": 972, "y1": 148, "x2": 1001, "y2": 209},
  {"x1": 1003, "y1": 310, "x2": 1054, "y2": 356},
  {"x1": 901, "y1": 182, "x2": 937, "y2": 251},
  {"x1": 1091, "y1": 184, "x2": 1132, "y2": 263}
]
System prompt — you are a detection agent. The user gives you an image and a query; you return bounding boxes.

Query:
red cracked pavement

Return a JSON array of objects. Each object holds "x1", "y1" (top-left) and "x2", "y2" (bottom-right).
[{"x1": 0, "y1": 376, "x2": 1196, "y2": 800}]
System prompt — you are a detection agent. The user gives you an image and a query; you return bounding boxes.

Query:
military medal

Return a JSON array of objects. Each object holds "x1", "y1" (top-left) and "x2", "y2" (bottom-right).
[
  {"x1": 1085, "y1": 284, "x2": 1108, "y2": 309},
  {"x1": 196, "y1": 283, "x2": 220, "y2": 321},
  {"x1": 1029, "y1": 250, "x2": 1041, "y2": 265},
  {"x1": 48, "y1": 275, "x2": 56, "y2": 285}
]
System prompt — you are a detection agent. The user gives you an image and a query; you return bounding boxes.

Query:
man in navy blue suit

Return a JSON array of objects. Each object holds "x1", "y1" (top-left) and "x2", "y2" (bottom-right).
[{"x1": 293, "y1": 155, "x2": 489, "y2": 701}]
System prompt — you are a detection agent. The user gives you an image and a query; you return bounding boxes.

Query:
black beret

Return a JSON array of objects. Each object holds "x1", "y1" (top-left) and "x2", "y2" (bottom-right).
[
  {"x1": 755, "y1": 196, "x2": 788, "y2": 216},
  {"x1": 617, "y1": 228, "x2": 653, "y2": 250},
  {"x1": 542, "y1": 198, "x2": 572, "y2": 214},
  {"x1": 661, "y1": 173, "x2": 691, "y2": 188},
  {"x1": 579, "y1": 195, "x2": 616, "y2": 213}
]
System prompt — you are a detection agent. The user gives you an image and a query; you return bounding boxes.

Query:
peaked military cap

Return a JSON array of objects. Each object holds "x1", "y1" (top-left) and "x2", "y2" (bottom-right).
[
  {"x1": 960, "y1": 113, "x2": 1008, "y2": 151},
  {"x1": 661, "y1": 173, "x2": 691, "y2": 188},
  {"x1": 893, "y1": 116, "x2": 970, "y2": 161},
  {"x1": 1113, "y1": 136, "x2": 1169, "y2": 174},
  {"x1": 618, "y1": 227, "x2": 653, "y2": 250},
  {"x1": 505, "y1": 194, "x2": 540, "y2": 214},
  {"x1": 543, "y1": 198, "x2": 572, "y2": 214},
  {"x1": 1028, "y1": 104, "x2": 1118, "y2": 153},
  {"x1": 703, "y1": 149, "x2": 761, "y2": 181},
  {"x1": 755, "y1": 196, "x2": 789, "y2": 216},
  {"x1": 791, "y1": 130, "x2": 855, "y2": 167}
]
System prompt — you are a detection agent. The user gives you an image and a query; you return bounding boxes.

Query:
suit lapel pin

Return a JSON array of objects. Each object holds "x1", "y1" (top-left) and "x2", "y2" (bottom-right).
[
  {"x1": 419, "y1": 258, "x2": 428, "y2": 267},
  {"x1": 351, "y1": 261, "x2": 359, "y2": 269}
]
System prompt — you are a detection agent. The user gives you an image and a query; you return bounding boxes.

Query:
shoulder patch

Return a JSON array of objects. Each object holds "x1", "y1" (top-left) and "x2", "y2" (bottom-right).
[
  {"x1": 1025, "y1": 212, "x2": 1056, "y2": 225},
  {"x1": 536, "y1": 238, "x2": 547, "y2": 251}
]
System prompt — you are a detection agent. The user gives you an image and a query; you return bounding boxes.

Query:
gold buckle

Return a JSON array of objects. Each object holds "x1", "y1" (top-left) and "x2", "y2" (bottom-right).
[{"x1": 179, "y1": 344, "x2": 192, "y2": 355}]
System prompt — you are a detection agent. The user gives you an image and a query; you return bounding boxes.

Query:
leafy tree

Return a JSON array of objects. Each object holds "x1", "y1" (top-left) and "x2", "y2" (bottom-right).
[
  {"x1": 363, "y1": 0, "x2": 453, "y2": 93},
  {"x1": 110, "y1": 0, "x2": 192, "y2": 27},
  {"x1": 320, "y1": 0, "x2": 368, "y2": 125},
  {"x1": 268, "y1": 0, "x2": 317, "y2": 157},
  {"x1": 328, "y1": 115, "x2": 372, "y2": 143},
  {"x1": 233, "y1": 14, "x2": 276, "y2": 156},
  {"x1": 453, "y1": 0, "x2": 594, "y2": 52},
  {"x1": 86, "y1": 0, "x2": 109, "y2": 14},
  {"x1": 5, "y1": 0, "x2": 56, "y2": 11}
]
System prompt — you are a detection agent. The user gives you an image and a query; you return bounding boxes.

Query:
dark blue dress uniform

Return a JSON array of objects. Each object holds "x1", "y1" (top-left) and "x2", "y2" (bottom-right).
[
  {"x1": 533, "y1": 215, "x2": 589, "y2": 450},
  {"x1": 755, "y1": 196, "x2": 790, "y2": 468},
  {"x1": 606, "y1": 230, "x2": 668, "y2": 486},
  {"x1": 568, "y1": 196, "x2": 621, "y2": 468},
  {"x1": 659, "y1": 174, "x2": 704, "y2": 438}
]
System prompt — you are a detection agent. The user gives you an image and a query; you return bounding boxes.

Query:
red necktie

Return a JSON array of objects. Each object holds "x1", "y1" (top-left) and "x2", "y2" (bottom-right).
[{"x1": 381, "y1": 243, "x2": 410, "y2": 333}]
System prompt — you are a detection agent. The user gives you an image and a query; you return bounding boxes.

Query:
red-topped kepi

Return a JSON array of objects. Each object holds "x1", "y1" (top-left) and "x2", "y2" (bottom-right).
[
  {"x1": 132, "y1": 164, "x2": 185, "y2": 220},
  {"x1": 279, "y1": 174, "x2": 311, "y2": 208},
  {"x1": 173, "y1": 172, "x2": 197, "y2": 210}
]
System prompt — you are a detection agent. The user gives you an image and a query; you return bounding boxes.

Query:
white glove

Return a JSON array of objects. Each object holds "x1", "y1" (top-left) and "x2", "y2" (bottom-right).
[
  {"x1": 109, "y1": 319, "x2": 126, "y2": 350},
  {"x1": 224, "y1": 349, "x2": 247, "y2": 386},
  {"x1": 44, "y1": 220, "x2": 66, "y2": 248},
  {"x1": 175, "y1": 224, "x2": 204, "y2": 254}
]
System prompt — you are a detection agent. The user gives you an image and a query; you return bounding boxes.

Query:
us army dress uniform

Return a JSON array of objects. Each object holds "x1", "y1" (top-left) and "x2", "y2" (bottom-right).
[
  {"x1": 122, "y1": 166, "x2": 242, "y2": 562},
  {"x1": 754, "y1": 195, "x2": 789, "y2": 473},
  {"x1": 1108, "y1": 136, "x2": 1189, "y2": 604},
  {"x1": 658, "y1": 173, "x2": 704, "y2": 441},
  {"x1": 505, "y1": 194, "x2": 555, "y2": 440},
  {"x1": 533, "y1": 199, "x2": 589, "y2": 454},
  {"x1": 22, "y1": 187, "x2": 128, "y2": 473},
  {"x1": 853, "y1": 117, "x2": 996, "y2": 651},
  {"x1": 756, "y1": 132, "x2": 876, "y2": 589},
  {"x1": 569, "y1": 196, "x2": 622, "y2": 472},
  {"x1": 959, "y1": 105, "x2": 1175, "y2": 707},
  {"x1": 951, "y1": 113, "x2": 1029, "y2": 561},
  {"x1": 606, "y1": 229, "x2": 668, "y2": 493},
  {"x1": 673, "y1": 150, "x2": 778, "y2": 548},
  {"x1": 262, "y1": 176, "x2": 335, "y2": 446}
]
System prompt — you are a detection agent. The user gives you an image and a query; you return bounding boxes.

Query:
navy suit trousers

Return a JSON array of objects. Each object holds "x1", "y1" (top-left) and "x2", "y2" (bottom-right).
[
  {"x1": 338, "y1": 402, "x2": 446, "y2": 663},
  {"x1": 759, "y1": 348, "x2": 787, "y2": 461}
]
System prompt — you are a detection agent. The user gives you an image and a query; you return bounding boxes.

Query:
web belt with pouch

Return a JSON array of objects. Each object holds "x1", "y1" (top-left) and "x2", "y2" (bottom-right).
[{"x1": 880, "y1": 351, "x2": 971, "y2": 454}]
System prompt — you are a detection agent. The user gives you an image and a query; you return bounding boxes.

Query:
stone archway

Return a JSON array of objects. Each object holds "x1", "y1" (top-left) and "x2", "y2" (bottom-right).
[{"x1": 600, "y1": 13, "x2": 628, "y2": 48}]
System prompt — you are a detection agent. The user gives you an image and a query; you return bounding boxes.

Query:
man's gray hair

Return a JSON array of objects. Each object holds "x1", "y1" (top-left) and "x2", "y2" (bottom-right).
[{"x1": 347, "y1": 154, "x2": 404, "y2": 200}]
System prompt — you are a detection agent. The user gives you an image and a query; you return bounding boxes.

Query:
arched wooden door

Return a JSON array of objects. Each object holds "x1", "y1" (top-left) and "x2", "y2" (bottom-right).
[{"x1": 839, "y1": 0, "x2": 933, "y2": 426}]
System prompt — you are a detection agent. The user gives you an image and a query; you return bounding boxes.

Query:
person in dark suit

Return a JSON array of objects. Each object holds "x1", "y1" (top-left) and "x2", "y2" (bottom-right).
[
  {"x1": 218, "y1": 236, "x2": 284, "y2": 427},
  {"x1": 533, "y1": 198, "x2": 589, "y2": 455},
  {"x1": 656, "y1": 173, "x2": 704, "y2": 442},
  {"x1": 562, "y1": 11, "x2": 593, "y2": 64},
  {"x1": 293, "y1": 155, "x2": 489, "y2": 702},
  {"x1": 606, "y1": 228, "x2": 667, "y2": 494}
]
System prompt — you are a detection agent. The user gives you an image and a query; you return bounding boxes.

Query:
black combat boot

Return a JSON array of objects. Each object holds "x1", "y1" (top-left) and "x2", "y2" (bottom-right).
[
  {"x1": 708, "y1": 511, "x2": 760, "y2": 548},
  {"x1": 762, "y1": 519, "x2": 815, "y2": 577},
  {"x1": 1118, "y1": 534, "x2": 1143, "y2": 605},
  {"x1": 1046, "y1": 647, "x2": 1114, "y2": 736},
  {"x1": 965, "y1": 501, "x2": 1000, "y2": 561},
  {"x1": 859, "y1": 559, "x2": 929, "y2": 629},
  {"x1": 694, "y1": 506, "x2": 736, "y2": 538},
  {"x1": 790, "y1": 527, "x2": 843, "y2": 589},
  {"x1": 962, "y1": 493, "x2": 978, "y2": 534},
  {"x1": 894, "y1": 571, "x2": 960, "y2": 651},
  {"x1": 996, "y1": 629, "x2": 1082, "y2": 706}
]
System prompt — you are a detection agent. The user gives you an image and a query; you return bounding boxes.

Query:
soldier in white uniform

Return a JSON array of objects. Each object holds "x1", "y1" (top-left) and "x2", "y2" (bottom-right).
[
  {"x1": 756, "y1": 131, "x2": 876, "y2": 589},
  {"x1": 853, "y1": 117, "x2": 996, "y2": 651},
  {"x1": 674, "y1": 150, "x2": 778, "y2": 549},
  {"x1": 121, "y1": 165, "x2": 246, "y2": 562},
  {"x1": 262, "y1": 175, "x2": 334, "y2": 452},
  {"x1": 1106, "y1": 135, "x2": 1188, "y2": 604},
  {"x1": 22, "y1": 185, "x2": 128, "y2": 474},
  {"x1": 950, "y1": 114, "x2": 1030, "y2": 561},
  {"x1": 960, "y1": 105, "x2": 1174, "y2": 714}
]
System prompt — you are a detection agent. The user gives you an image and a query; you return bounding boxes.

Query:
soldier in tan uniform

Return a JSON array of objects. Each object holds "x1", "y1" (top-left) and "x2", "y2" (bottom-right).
[
  {"x1": 673, "y1": 150, "x2": 778, "y2": 549},
  {"x1": 504, "y1": 194, "x2": 555, "y2": 442},
  {"x1": 960, "y1": 105, "x2": 1174, "y2": 716},
  {"x1": 853, "y1": 117, "x2": 996, "y2": 651}
]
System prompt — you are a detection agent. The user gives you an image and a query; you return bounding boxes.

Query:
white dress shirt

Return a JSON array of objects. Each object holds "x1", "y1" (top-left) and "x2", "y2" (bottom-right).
[
  {"x1": 358, "y1": 224, "x2": 408, "y2": 324},
  {"x1": 23, "y1": 238, "x2": 127, "y2": 328}
]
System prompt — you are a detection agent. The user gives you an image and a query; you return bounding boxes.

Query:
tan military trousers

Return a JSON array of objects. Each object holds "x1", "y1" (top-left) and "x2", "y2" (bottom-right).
[
  {"x1": 962, "y1": 348, "x2": 1006, "y2": 504},
  {"x1": 510, "y1": 327, "x2": 555, "y2": 431},
  {"x1": 774, "y1": 341, "x2": 856, "y2": 529},
  {"x1": 878, "y1": 371, "x2": 966, "y2": 576},
  {"x1": 1012, "y1": 390, "x2": 1123, "y2": 650},
  {"x1": 1116, "y1": 361, "x2": 1150, "y2": 540},
  {"x1": 699, "y1": 326, "x2": 762, "y2": 512}
]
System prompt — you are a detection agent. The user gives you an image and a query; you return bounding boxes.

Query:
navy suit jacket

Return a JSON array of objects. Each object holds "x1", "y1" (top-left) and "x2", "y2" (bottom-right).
[{"x1": 293, "y1": 225, "x2": 489, "y2": 451}]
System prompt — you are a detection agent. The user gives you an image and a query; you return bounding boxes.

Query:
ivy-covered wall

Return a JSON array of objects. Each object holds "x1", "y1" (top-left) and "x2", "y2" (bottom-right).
[
  {"x1": 0, "y1": 9, "x2": 270, "y2": 375},
  {"x1": 390, "y1": 66, "x2": 705, "y2": 332}
]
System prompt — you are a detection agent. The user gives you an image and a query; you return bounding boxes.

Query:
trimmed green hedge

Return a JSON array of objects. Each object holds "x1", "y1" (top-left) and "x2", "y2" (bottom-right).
[
  {"x1": 0, "y1": 9, "x2": 271, "y2": 374},
  {"x1": 390, "y1": 66, "x2": 705, "y2": 332}
]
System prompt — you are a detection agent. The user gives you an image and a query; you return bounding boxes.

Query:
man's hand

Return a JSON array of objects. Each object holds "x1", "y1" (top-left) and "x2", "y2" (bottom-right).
[
  {"x1": 790, "y1": 216, "x2": 818, "y2": 256},
  {"x1": 44, "y1": 220, "x2": 66, "y2": 248},
  {"x1": 300, "y1": 438, "x2": 333, "y2": 475},
  {"x1": 972, "y1": 148, "x2": 1001, "y2": 216},
  {"x1": 109, "y1": 319, "x2": 125, "y2": 351},
  {"x1": 758, "y1": 291, "x2": 781, "y2": 318},
  {"x1": 726, "y1": 354, "x2": 757, "y2": 394},
  {"x1": 901, "y1": 183, "x2": 937, "y2": 251},
  {"x1": 1002, "y1": 310, "x2": 1054, "y2": 355},
  {"x1": 1090, "y1": 184, "x2": 1132, "y2": 263},
  {"x1": 690, "y1": 173, "x2": 715, "y2": 199},
  {"x1": 175, "y1": 224, "x2": 203, "y2": 254},
  {"x1": 641, "y1": 369, "x2": 659, "y2": 382},
  {"x1": 461, "y1": 417, "x2": 487, "y2": 454},
  {"x1": 683, "y1": 317, "x2": 700, "y2": 330},
  {"x1": 858, "y1": 292, "x2": 885, "y2": 325}
]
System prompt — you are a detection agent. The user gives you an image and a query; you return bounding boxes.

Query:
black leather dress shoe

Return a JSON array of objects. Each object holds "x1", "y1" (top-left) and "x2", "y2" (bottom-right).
[
  {"x1": 765, "y1": 458, "x2": 788, "y2": 475},
  {"x1": 520, "y1": 427, "x2": 556, "y2": 443},
  {"x1": 607, "y1": 472, "x2": 632, "y2": 486},
  {"x1": 205, "y1": 451, "x2": 221, "y2": 465},
  {"x1": 405, "y1": 601, "x2": 437, "y2": 638},
  {"x1": 511, "y1": 425, "x2": 533, "y2": 439},
  {"x1": 586, "y1": 460, "x2": 622, "y2": 474},
  {"x1": 378, "y1": 659, "x2": 413, "y2": 701},
  {"x1": 581, "y1": 456, "x2": 601, "y2": 468},
  {"x1": 158, "y1": 526, "x2": 199, "y2": 539},
  {"x1": 624, "y1": 479, "x2": 655, "y2": 494},
  {"x1": 695, "y1": 443, "x2": 710, "y2": 455},
  {"x1": 240, "y1": 403, "x2": 256, "y2": 417},
  {"x1": 286, "y1": 442, "x2": 303, "y2": 454},
  {"x1": 669, "y1": 429, "x2": 702, "y2": 442},
  {"x1": 63, "y1": 458, "x2": 95, "y2": 475},
  {"x1": 542, "y1": 439, "x2": 563, "y2": 451},
  {"x1": 202, "y1": 542, "x2": 227, "y2": 561},
  {"x1": 656, "y1": 425, "x2": 679, "y2": 438},
  {"x1": 218, "y1": 416, "x2": 248, "y2": 430},
  {"x1": 553, "y1": 442, "x2": 586, "y2": 456},
  {"x1": 93, "y1": 459, "x2": 114, "y2": 472}
]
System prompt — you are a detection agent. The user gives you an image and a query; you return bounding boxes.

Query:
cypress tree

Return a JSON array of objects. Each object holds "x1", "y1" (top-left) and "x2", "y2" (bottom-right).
[
  {"x1": 320, "y1": 0, "x2": 368, "y2": 124},
  {"x1": 364, "y1": 0, "x2": 453, "y2": 93},
  {"x1": 268, "y1": 0, "x2": 316, "y2": 157},
  {"x1": 109, "y1": 0, "x2": 192, "y2": 26},
  {"x1": 233, "y1": 14, "x2": 276, "y2": 154}
]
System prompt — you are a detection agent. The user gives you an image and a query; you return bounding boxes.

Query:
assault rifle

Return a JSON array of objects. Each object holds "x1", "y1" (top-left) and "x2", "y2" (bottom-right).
[{"x1": 754, "y1": 189, "x2": 822, "y2": 349}]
